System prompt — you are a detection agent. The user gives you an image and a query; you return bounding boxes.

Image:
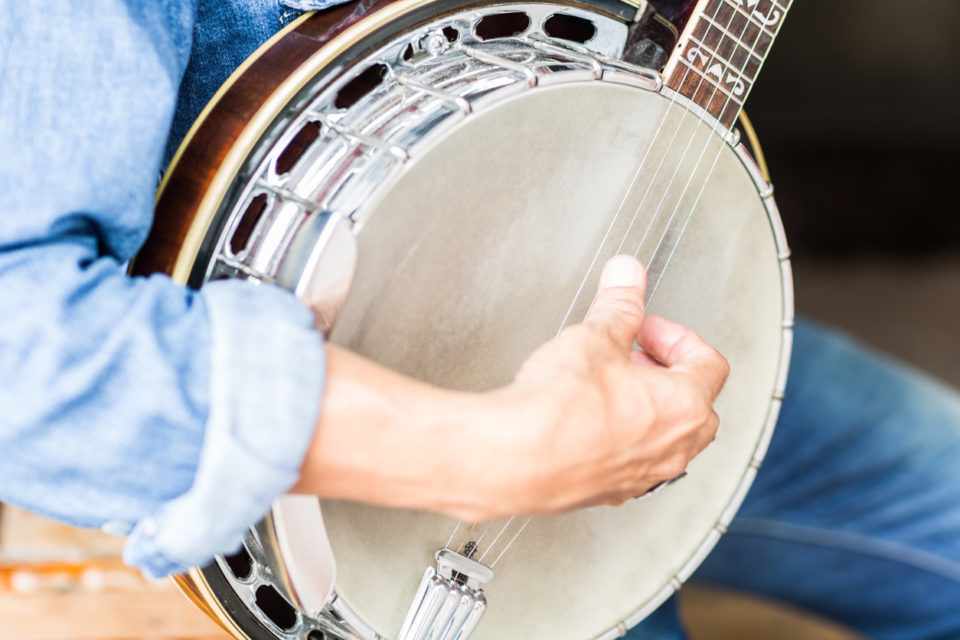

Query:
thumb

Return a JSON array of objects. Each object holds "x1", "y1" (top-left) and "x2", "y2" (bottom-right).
[{"x1": 583, "y1": 255, "x2": 647, "y2": 349}]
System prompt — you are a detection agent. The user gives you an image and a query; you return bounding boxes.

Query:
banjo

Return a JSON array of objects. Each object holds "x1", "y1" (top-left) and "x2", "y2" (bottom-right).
[{"x1": 134, "y1": 0, "x2": 794, "y2": 638}]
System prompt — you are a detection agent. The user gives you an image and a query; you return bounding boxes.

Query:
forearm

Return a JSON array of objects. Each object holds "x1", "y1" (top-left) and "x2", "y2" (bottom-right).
[
  {"x1": 292, "y1": 258, "x2": 727, "y2": 523},
  {"x1": 292, "y1": 345, "x2": 535, "y2": 520}
]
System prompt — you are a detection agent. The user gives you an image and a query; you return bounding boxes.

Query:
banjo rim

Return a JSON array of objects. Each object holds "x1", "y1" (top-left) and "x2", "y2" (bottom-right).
[{"x1": 146, "y1": 2, "x2": 796, "y2": 639}]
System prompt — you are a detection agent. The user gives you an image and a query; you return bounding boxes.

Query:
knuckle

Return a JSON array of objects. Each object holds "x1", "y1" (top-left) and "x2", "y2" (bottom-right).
[
  {"x1": 650, "y1": 454, "x2": 688, "y2": 482},
  {"x1": 692, "y1": 393, "x2": 712, "y2": 420},
  {"x1": 715, "y1": 352, "x2": 731, "y2": 382},
  {"x1": 694, "y1": 411, "x2": 720, "y2": 453},
  {"x1": 663, "y1": 454, "x2": 689, "y2": 479},
  {"x1": 675, "y1": 385, "x2": 711, "y2": 422}
]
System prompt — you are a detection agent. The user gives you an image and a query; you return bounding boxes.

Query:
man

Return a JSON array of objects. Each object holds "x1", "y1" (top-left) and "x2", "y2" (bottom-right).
[
  {"x1": 0, "y1": 0, "x2": 724, "y2": 579},
  {"x1": 1, "y1": 2, "x2": 959, "y2": 639}
]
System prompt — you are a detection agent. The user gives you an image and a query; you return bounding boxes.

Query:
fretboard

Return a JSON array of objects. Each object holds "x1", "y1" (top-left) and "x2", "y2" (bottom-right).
[{"x1": 662, "y1": 0, "x2": 792, "y2": 129}]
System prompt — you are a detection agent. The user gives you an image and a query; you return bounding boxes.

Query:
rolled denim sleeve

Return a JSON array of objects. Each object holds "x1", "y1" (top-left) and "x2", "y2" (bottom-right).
[
  {"x1": 0, "y1": 2, "x2": 325, "y2": 578},
  {"x1": 125, "y1": 281, "x2": 326, "y2": 578}
]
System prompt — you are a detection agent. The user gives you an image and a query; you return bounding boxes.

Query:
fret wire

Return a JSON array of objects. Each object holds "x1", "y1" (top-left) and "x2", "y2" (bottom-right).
[
  {"x1": 717, "y1": 0, "x2": 777, "y2": 38},
  {"x1": 699, "y1": 13, "x2": 765, "y2": 64},
  {"x1": 675, "y1": 57, "x2": 746, "y2": 106},
  {"x1": 686, "y1": 34, "x2": 759, "y2": 85},
  {"x1": 725, "y1": 0, "x2": 791, "y2": 18},
  {"x1": 729, "y1": 0, "x2": 792, "y2": 113},
  {"x1": 718, "y1": 0, "x2": 791, "y2": 126},
  {"x1": 666, "y1": 0, "x2": 790, "y2": 127}
]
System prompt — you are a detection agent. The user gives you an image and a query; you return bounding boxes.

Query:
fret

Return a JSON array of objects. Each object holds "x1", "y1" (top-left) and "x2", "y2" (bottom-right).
[
  {"x1": 673, "y1": 58, "x2": 745, "y2": 127},
  {"x1": 686, "y1": 34, "x2": 759, "y2": 86},
  {"x1": 705, "y1": 2, "x2": 777, "y2": 52},
  {"x1": 676, "y1": 57, "x2": 746, "y2": 106},
  {"x1": 662, "y1": 0, "x2": 792, "y2": 129},
  {"x1": 722, "y1": 1, "x2": 779, "y2": 38},
  {"x1": 699, "y1": 14, "x2": 764, "y2": 64}
]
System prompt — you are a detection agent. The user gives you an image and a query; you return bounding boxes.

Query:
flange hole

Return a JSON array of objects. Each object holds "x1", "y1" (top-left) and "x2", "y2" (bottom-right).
[
  {"x1": 223, "y1": 545, "x2": 253, "y2": 580},
  {"x1": 334, "y1": 63, "x2": 388, "y2": 109},
  {"x1": 442, "y1": 26, "x2": 459, "y2": 42},
  {"x1": 277, "y1": 121, "x2": 322, "y2": 175},
  {"x1": 255, "y1": 585, "x2": 298, "y2": 631},
  {"x1": 475, "y1": 12, "x2": 531, "y2": 40},
  {"x1": 543, "y1": 13, "x2": 596, "y2": 43},
  {"x1": 230, "y1": 193, "x2": 268, "y2": 255}
]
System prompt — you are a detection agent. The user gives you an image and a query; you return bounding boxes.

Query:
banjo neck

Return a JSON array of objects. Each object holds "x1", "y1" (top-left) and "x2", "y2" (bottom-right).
[{"x1": 661, "y1": 0, "x2": 792, "y2": 129}]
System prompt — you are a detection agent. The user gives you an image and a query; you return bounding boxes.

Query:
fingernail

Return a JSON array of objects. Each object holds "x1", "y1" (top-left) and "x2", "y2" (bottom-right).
[{"x1": 599, "y1": 255, "x2": 645, "y2": 289}]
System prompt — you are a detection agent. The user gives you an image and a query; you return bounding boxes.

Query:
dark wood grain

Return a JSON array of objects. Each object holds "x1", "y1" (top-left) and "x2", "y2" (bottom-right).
[{"x1": 133, "y1": 2, "x2": 374, "y2": 279}]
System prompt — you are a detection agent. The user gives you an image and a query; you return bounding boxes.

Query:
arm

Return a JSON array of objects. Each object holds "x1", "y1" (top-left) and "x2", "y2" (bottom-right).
[
  {"x1": 0, "y1": 2, "x2": 325, "y2": 578},
  {"x1": 1, "y1": 2, "x2": 725, "y2": 580},
  {"x1": 295, "y1": 256, "x2": 727, "y2": 521}
]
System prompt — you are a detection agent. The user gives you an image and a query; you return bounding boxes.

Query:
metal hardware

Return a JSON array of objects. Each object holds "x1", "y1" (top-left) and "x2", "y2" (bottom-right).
[
  {"x1": 256, "y1": 179, "x2": 323, "y2": 212},
  {"x1": 276, "y1": 211, "x2": 357, "y2": 336},
  {"x1": 528, "y1": 35, "x2": 604, "y2": 77},
  {"x1": 396, "y1": 550, "x2": 492, "y2": 640},
  {"x1": 188, "y1": 4, "x2": 793, "y2": 639},
  {"x1": 421, "y1": 29, "x2": 454, "y2": 56},
  {"x1": 392, "y1": 70, "x2": 472, "y2": 114},
  {"x1": 311, "y1": 115, "x2": 410, "y2": 163},
  {"x1": 459, "y1": 44, "x2": 538, "y2": 87},
  {"x1": 216, "y1": 256, "x2": 276, "y2": 283},
  {"x1": 435, "y1": 548, "x2": 494, "y2": 589},
  {"x1": 634, "y1": 470, "x2": 688, "y2": 500}
]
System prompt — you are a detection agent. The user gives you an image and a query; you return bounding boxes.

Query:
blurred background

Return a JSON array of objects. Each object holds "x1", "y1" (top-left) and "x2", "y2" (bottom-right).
[
  {"x1": 686, "y1": 0, "x2": 960, "y2": 636},
  {"x1": 745, "y1": 0, "x2": 960, "y2": 390},
  {"x1": 1, "y1": 1, "x2": 957, "y2": 638}
]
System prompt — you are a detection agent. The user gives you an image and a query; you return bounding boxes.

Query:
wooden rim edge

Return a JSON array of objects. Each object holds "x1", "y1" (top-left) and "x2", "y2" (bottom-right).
[
  {"x1": 167, "y1": 0, "x2": 441, "y2": 284},
  {"x1": 157, "y1": 10, "x2": 316, "y2": 208},
  {"x1": 174, "y1": 569, "x2": 255, "y2": 640}
]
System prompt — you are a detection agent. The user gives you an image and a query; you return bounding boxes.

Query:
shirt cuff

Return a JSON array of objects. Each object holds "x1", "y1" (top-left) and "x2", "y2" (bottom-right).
[{"x1": 124, "y1": 280, "x2": 325, "y2": 578}]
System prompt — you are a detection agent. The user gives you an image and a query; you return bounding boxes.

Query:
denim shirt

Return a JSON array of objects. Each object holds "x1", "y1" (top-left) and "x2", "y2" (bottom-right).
[{"x1": 0, "y1": 0, "x2": 347, "y2": 578}]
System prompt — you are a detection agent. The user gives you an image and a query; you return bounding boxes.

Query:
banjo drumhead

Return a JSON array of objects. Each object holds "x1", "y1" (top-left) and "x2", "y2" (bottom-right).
[{"x1": 321, "y1": 81, "x2": 786, "y2": 639}]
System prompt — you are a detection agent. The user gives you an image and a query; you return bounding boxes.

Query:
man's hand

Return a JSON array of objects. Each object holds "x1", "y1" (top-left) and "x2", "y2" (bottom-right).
[
  {"x1": 493, "y1": 255, "x2": 728, "y2": 516},
  {"x1": 292, "y1": 256, "x2": 728, "y2": 521}
]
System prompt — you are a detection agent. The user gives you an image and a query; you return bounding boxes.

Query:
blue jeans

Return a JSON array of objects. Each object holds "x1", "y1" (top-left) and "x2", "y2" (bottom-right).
[{"x1": 630, "y1": 319, "x2": 960, "y2": 639}]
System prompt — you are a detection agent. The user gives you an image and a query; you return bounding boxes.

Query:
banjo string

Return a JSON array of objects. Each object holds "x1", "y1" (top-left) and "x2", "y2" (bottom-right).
[
  {"x1": 453, "y1": 0, "x2": 779, "y2": 567},
  {"x1": 450, "y1": 0, "x2": 733, "y2": 560},
  {"x1": 549, "y1": 0, "x2": 742, "y2": 371},
  {"x1": 643, "y1": 0, "x2": 782, "y2": 302},
  {"x1": 476, "y1": 516, "x2": 515, "y2": 563},
  {"x1": 633, "y1": 0, "x2": 761, "y2": 271},
  {"x1": 553, "y1": 0, "x2": 731, "y2": 334},
  {"x1": 444, "y1": 520, "x2": 462, "y2": 550},
  {"x1": 608, "y1": 0, "x2": 761, "y2": 268},
  {"x1": 481, "y1": 0, "x2": 780, "y2": 569},
  {"x1": 471, "y1": 521, "x2": 497, "y2": 551}
]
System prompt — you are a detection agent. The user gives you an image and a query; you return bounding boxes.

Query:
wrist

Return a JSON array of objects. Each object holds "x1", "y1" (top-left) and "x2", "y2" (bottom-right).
[{"x1": 291, "y1": 346, "x2": 537, "y2": 520}]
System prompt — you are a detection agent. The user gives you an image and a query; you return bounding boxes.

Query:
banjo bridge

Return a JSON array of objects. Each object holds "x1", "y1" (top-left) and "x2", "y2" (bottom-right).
[{"x1": 396, "y1": 549, "x2": 493, "y2": 640}]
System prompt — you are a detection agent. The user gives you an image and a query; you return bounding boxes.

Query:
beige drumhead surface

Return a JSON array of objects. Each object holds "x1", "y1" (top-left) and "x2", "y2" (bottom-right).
[{"x1": 323, "y1": 81, "x2": 785, "y2": 639}]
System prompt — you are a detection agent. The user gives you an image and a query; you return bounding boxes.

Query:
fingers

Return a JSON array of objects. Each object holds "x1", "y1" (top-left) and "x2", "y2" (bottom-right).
[
  {"x1": 637, "y1": 315, "x2": 729, "y2": 396},
  {"x1": 630, "y1": 349, "x2": 661, "y2": 367},
  {"x1": 583, "y1": 255, "x2": 648, "y2": 350}
]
